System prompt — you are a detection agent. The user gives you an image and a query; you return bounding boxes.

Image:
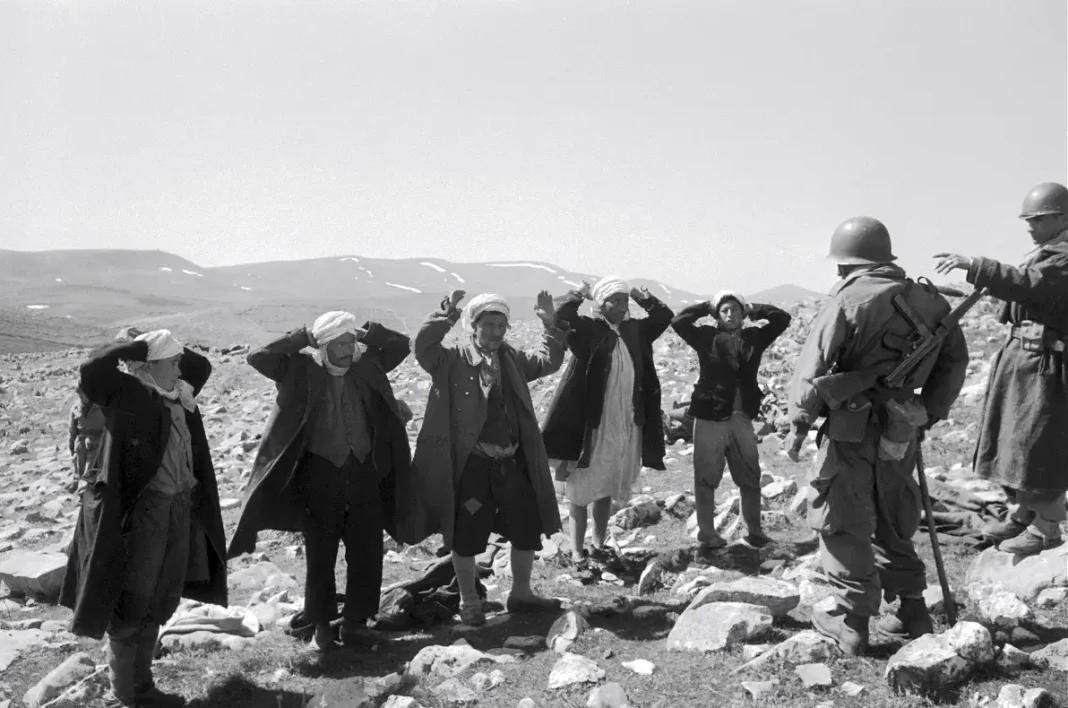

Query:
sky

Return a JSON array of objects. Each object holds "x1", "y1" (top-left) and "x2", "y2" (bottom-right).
[{"x1": 1, "y1": 0, "x2": 1065, "y2": 294}]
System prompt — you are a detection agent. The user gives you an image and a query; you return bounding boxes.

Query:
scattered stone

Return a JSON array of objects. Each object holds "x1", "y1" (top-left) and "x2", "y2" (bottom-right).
[
  {"x1": 964, "y1": 546, "x2": 1067, "y2": 602},
  {"x1": 1035, "y1": 586, "x2": 1068, "y2": 608},
  {"x1": 0, "y1": 628, "x2": 51, "y2": 672},
  {"x1": 160, "y1": 630, "x2": 258, "y2": 652},
  {"x1": 433, "y1": 678, "x2": 478, "y2": 704},
  {"x1": 516, "y1": 699, "x2": 538, "y2": 708},
  {"x1": 741, "y1": 680, "x2": 778, "y2": 700},
  {"x1": 996, "y1": 644, "x2": 1030, "y2": 673},
  {"x1": 587, "y1": 682, "x2": 628, "y2": 708},
  {"x1": 548, "y1": 653, "x2": 605, "y2": 689},
  {"x1": 741, "y1": 644, "x2": 771, "y2": 661},
  {"x1": 841, "y1": 681, "x2": 865, "y2": 697},
  {"x1": 1030, "y1": 638, "x2": 1068, "y2": 672},
  {"x1": 503, "y1": 636, "x2": 544, "y2": 653},
  {"x1": 885, "y1": 634, "x2": 972, "y2": 700},
  {"x1": 761, "y1": 477, "x2": 797, "y2": 501},
  {"x1": 977, "y1": 590, "x2": 1033, "y2": 629},
  {"x1": 383, "y1": 697, "x2": 423, "y2": 708},
  {"x1": 737, "y1": 630, "x2": 841, "y2": 671},
  {"x1": 547, "y1": 611, "x2": 589, "y2": 654},
  {"x1": 621, "y1": 659, "x2": 655, "y2": 675},
  {"x1": 687, "y1": 577, "x2": 800, "y2": 617},
  {"x1": 923, "y1": 585, "x2": 952, "y2": 614},
  {"x1": 637, "y1": 560, "x2": 663, "y2": 595},
  {"x1": 227, "y1": 561, "x2": 299, "y2": 594},
  {"x1": 9, "y1": 440, "x2": 29, "y2": 455},
  {"x1": 407, "y1": 644, "x2": 513, "y2": 679},
  {"x1": 1010, "y1": 627, "x2": 1040, "y2": 647},
  {"x1": 944, "y1": 621, "x2": 995, "y2": 666},
  {"x1": 993, "y1": 684, "x2": 1057, "y2": 708},
  {"x1": 666, "y1": 602, "x2": 772, "y2": 653},
  {"x1": 0, "y1": 551, "x2": 67, "y2": 601},
  {"x1": 609, "y1": 499, "x2": 661, "y2": 530},
  {"x1": 795, "y1": 663, "x2": 832, "y2": 689},
  {"x1": 22, "y1": 652, "x2": 96, "y2": 708}
]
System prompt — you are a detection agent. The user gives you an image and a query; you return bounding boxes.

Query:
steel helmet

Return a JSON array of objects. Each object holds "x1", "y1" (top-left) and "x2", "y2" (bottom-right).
[
  {"x1": 827, "y1": 216, "x2": 896, "y2": 265},
  {"x1": 1019, "y1": 182, "x2": 1068, "y2": 219}
]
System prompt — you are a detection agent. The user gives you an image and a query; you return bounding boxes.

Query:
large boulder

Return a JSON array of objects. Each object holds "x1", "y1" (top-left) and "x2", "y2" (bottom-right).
[
  {"x1": 0, "y1": 551, "x2": 67, "y2": 602},
  {"x1": 885, "y1": 634, "x2": 971, "y2": 700},
  {"x1": 666, "y1": 602, "x2": 772, "y2": 653},
  {"x1": 1030, "y1": 638, "x2": 1068, "y2": 673},
  {"x1": 687, "y1": 577, "x2": 800, "y2": 617},
  {"x1": 943, "y1": 622, "x2": 994, "y2": 666},
  {"x1": 993, "y1": 684, "x2": 1058, "y2": 708},
  {"x1": 964, "y1": 546, "x2": 1067, "y2": 602},
  {"x1": 22, "y1": 653, "x2": 96, "y2": 708}
]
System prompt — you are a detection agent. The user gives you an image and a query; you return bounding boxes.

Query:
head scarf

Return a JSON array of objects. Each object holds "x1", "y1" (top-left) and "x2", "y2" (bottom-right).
[
  {"x1": 591, "y1": 276, "x2": 630, "y2": 305},
  {"x1": 129, "y1": 329, "x2": 198, "y2": 412},
  {"x1": 461, "y1": 294, "x2": 510, "y2": 333},
  {"x1": 711, "y1": 290, "x2": 749, "y2": 313},
  {"x1": 311, "y1": 310, "x2": 362, "y2": 376}
]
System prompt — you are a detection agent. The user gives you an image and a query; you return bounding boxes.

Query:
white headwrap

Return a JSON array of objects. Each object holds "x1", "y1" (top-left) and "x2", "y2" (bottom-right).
[
  {"x1": 129, "y1": 329, "x2": 198, "y2": 412},
  {"x1": 462, "y1": 294, "x2": 510, "y2": 332},
  {"x1": 591, "y1": 276, "x2": 630, "y2": 305},
  {"x1": 311, "y1": 310, "x2": 362, "y2": 376},
  {"x1": 711, "y1": 290, "x2": 749, "y2": 312}
]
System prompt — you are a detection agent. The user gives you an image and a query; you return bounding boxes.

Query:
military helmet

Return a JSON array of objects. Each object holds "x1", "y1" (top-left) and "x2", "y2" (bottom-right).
[
  {"x1": 827, "y1": 216, "x2": 897, "y2": 265},
  {"x1": 1019, "y1": 182, "x2": 1068, "y2": 219}
]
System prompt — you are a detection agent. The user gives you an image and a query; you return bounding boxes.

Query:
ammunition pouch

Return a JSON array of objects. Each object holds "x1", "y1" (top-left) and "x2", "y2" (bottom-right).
[
  {"x1": 878, "y1": 397, "x2": 928, "y2": 461},
  {"x1": 826, "y1": 393, "x2": 872, "y2": 443}
]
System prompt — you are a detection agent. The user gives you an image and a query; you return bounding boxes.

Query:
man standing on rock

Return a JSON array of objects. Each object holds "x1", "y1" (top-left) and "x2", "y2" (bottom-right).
[
  {"x1": 672, "y1": 290, "x2": 792, "y2": 551},
  {"x1": 785, "y1": 217, "x2": 969, "y2": 655},
  {"x1": 62, "y1": 328, "x2": 228, "y2": 708},
  {"x1": 227, "y1": 312, "x2": 416, "y2": 651},
  {"x1": 408, "y1": 289, "x2": 565, "y2": 626},
  {"x1": 934, "y1": 181, "x2": 1068, "y2": 557}
]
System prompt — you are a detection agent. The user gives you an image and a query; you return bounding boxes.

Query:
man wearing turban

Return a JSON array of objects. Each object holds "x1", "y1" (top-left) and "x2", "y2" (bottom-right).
[
  {"x1": 61, "y1": 327, "x2": 227, "y2": 708},
  {"x1": 228, "y1": 312, "x2": 415, "y2": 650},
  {"x1": 542, "y1": 275, "x2": 674, "y2": 564},
  {"x1": 407, "y1": 289, "x2": 565, "y2": 626}
]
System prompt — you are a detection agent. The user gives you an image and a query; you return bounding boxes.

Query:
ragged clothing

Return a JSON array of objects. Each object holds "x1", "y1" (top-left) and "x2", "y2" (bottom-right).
[
  {"x1": 967, "y1": 240, "x2": 1068, "y2": 494},
  {"x1": 69, "y1": 400, "x2": 107, "y2": 480}
]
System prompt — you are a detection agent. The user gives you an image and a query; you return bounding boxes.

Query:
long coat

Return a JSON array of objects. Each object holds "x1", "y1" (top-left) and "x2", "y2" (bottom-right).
[
  {"x1": 540, "y1": 291, "x2": 673, "y2": 470},
  {"x1": 968, "y1": 241, "x2": 1068, "y2": 492},
  {"x1": 60, "y1": 341, "x2": 228, "y2": 639},
  {"x1": 227, "y1": 323, "x2": 416, "y2": 557},
  {"x1": 403, "y1": 310, "x2": 565, "y2": 550}
]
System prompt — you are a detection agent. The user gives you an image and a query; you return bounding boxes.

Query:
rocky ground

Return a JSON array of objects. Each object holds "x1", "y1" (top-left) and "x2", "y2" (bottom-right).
[{"x1": 0, "y1": 296, "x2": 1065, "y2": 708}]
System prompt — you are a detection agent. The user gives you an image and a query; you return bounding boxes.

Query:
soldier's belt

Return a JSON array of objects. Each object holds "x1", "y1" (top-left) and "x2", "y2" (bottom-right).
[{"x1": 1009, "y1": 324, "x2": 1066, "y2": 352}]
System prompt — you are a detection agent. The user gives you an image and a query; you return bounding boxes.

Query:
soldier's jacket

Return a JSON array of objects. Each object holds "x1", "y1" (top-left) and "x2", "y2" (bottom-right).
[{"x1": 789, "y1": 263, "x2": 970, "y2": 437}]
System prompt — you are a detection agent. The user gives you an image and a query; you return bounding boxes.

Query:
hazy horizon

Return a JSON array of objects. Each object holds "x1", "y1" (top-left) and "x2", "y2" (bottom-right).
[{"x1": 2, "y1": 1, "x2": 1065, "y2": 294}]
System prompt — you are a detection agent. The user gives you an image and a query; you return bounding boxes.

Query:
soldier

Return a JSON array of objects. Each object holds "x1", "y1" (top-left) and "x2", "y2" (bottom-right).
[
  {"x1": 934, "y1": 181, "x2": 1068, "y2": 556},
  {"x1": 786, "y1": 217, "x2": 969, "y2": 655}
]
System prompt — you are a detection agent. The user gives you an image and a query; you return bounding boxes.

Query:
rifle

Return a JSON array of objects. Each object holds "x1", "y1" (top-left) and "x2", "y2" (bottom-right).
[{"x1": 811, "y1": 287, "x2": 985, "y2": 408}]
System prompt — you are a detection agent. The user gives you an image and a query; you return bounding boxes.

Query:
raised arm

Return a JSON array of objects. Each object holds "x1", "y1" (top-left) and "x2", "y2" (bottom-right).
[
  {"x1": 967, "y1": 250, "x2": 1068, "y2": 330},
  {"x1": 246, "y1": 328, "x2": 313, "y2": 383},
  {"x1": 670, "y1": 301, "x2": 717, "y2": 350},
  {"x1": 748, "y1": 303, "x2": 793, "y2": 349},
  {"x1": 79, "y1": 340, "x2": 156, "y2": 414},
  {"x1": 360, "y1": 321, "x2": 412, "y2": 373},
  {"x1": 553, "y1": 289, "x2": 595, "y2": 342},
  {"x1": 633, "y1": 288, "x2": 674, "y2": 342},
  {"x1": 178, "y1": 347, "x2": 213, "y2": 397},
  {"x1": 515, "y1": 323, "x2": 567, "y2": 382},
  {"x1": 414, "y1": 309, "x2": 460, "y2": 374}
]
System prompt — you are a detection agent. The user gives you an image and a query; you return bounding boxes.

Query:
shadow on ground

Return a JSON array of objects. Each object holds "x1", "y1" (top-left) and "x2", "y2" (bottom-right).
[{"x1": 186, "y1": 675, "x2": 309, "y2": 708}]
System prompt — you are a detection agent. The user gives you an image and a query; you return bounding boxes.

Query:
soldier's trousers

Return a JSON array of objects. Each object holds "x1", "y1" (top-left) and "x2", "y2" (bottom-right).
[{"x1": 807, "y1": 424, "x2": 926, "y2": 617}]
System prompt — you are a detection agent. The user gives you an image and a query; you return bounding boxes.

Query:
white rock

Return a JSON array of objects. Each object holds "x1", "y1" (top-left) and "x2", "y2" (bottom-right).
[
  {"x1": 994, "y1": 684, "x2": 1057, "y2": 708},
  {"x1": 1035, "y1": 586, "x2": 1068, "y2": 608},
  {"x1": 383, "y1": 697, "x2": 423, "y2": 708},
  {"x1": 964, "y1": 545, "x2": 1067, "y2": 602},
  {"x1": 885, "y1": 634, "x2": 972, "y2": 700},
  {"x1": 923, "y1": 585, "x2": 953, "y2": 614},
  {"x1": 944, "y1": 621, "x2": 995, "y2": 666},
  {"x1": 687, "y1": 577, "x2": 800, "y2": 617},
  {"x1": 621, "y1": 659, "x2": 655, "y2": 675},
  {"x1": 761, "y1": 478, "x2": 798, "y2": 501},
  {"x1": 406, "y1": 644, "x2": 513, "y2": 679},
  {"x1": 516, "y1": 699, "x2": 538, "y2": 708},
  {"x1": 22, "y1": 652, "x2": 96, "y2": 708},
  {"x1": 977, "y1": 590, "x2": 1032, "y2": 629},
  {"x1": 1030, "y1": 638, "x2": 1068, "y2": 673},
  {"x1": 741, "y1": 680, "x2": 778, "y2": 700},
  {"x1": 432, "y1": 677, "x2": 478, "y2": 704},
  {"x1": 0, "y1": 628, "x2": 50, "y2": 672},
  {"x1": 841, "y1": 681, "x2": 865, "y2": 697},
  {"x1": 0, "y1": 551, "x2": 67, "y2": 601},
  {"x1": 587, "y1": 682, "x2": 628, "y2": 708},
  {"x1": 548, "y1": 652, "x2": 605, "y2": 689},
  {"x1": 795, "y1": 663, "x2": 833, "y2": 689},
  {"x1": 996, "y1": 644, "x2": 1030, "y2": 673},
  {"x1": 227, "y1": 561, "x2": 299, "y2": 594},
  {"x1": 666, "y1": 602, "x2": 772, "y2": 653},
  {"x1": 637, "y1": 560, "x2": 663, "y2": 595},
  {"x1": 547, "y1": 611, "x2": 589, "y2": 654}
]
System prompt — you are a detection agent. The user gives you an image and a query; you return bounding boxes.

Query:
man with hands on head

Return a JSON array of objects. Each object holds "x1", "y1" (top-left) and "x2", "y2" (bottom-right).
[
  {"x1": 933, "y1": 181, "x2": 1068, "y2": 557},
  {"x1": 408, "y1": 288, "x2": 566, "y2": 626}
]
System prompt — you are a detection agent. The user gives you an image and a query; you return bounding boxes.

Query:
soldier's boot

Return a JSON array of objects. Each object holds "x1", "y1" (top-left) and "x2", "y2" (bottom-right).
[
  {"x1": 981, "y1": 509, "x2": 1034, "y2": 543},
  {"x1": 133, "y1": 624, "x2": 185, "y2": 708},
  {"x1": 878, "y1": 597, "x2": 934, "y2": 639},
  {"x1": 811, "y1": 608, "x2": 869, "y2": 656}
]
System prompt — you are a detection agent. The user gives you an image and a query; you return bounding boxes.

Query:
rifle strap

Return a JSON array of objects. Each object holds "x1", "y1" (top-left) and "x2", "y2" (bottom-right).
[{"x1": 891, "y1": 292, "x2": 933, "y2": 340}]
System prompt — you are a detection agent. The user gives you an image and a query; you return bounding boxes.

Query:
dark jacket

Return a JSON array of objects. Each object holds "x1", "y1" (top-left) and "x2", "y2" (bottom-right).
[
  {"x1": 60, "y1": 342, "x2": 228, "y2": 639},
  {"x1": 672, "y1": 302, "x2": 791, "y2": 422},
  {"x1": 541, "y1": 290, "x2": 673, "y2": 470},
  {"x1": 227, "y1": 322, "x2": 415, "y2": 558},
  {"x1": 969, "y1": 241, "x2": 1068, "y2": 492}
]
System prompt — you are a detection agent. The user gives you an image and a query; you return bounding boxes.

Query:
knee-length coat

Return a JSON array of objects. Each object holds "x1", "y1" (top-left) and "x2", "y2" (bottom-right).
[
  {"x1": 968, "y1": 241, "x2": 1068, "y2": 492},
  {"x1": 227, "y1": 322, "x2": 416, "y2": 557},
  {"x1": 60, "y1": 341, "x2": 228, "y2": 639},
  {"x1": 403, "y1": 309, "x2": 565, "y2": 550},
  {"x1": 540, "y1": 290, "x2": 673, "y2": 470}
]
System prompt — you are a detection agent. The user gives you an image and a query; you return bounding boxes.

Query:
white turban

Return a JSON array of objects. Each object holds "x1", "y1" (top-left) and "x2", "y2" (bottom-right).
[
  {"x1": 462, "y1": 294, "x2": 510, "y2": 332},
  {"x1": 312, "y1": 311, "x2": 358, "y2": 346},
  {"x1": 591, "y1": 276, "x2": 630, "y2": 304},
  {"x1": 135, "y1": 329, "x2": 184, "y2": 361},
  {"x1": 711, "y1": 290, "x2": 749, "y2": 312}
]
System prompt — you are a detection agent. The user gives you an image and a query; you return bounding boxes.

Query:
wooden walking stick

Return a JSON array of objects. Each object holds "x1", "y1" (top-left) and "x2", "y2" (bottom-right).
[{"x1": 915, "y1": 440, "x2": 957, "y2": 625}]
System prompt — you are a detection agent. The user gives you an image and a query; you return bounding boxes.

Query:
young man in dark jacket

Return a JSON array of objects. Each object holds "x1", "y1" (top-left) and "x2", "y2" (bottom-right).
[{"x1": 672, "y1": 291, "x2": 791, "y2": 550}]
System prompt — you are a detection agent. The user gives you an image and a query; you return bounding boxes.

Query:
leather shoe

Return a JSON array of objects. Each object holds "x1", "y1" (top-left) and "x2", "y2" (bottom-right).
[{"x1": 811, "y1": 608, "x2": 869, "y2": 656}]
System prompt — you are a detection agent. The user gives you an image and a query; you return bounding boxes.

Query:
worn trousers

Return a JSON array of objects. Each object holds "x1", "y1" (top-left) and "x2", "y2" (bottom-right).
[
  {"x1": 298, "y1": 453, "x2": 385, "y2": 625},
  {"x1": 807, "y1": 423, "x2": 926, "y2": 617},
  {"x1": 693, "y1": 413, "x2": 763, "y2": 544},
  {"x1": 107, "y1": 489, "x2": 192, "y2": 703}
]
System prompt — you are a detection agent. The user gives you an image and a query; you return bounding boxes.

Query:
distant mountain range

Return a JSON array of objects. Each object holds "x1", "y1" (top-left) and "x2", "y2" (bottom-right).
[{"x1": 0, "y1": 249, "x2": 825, "y2": 352}]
